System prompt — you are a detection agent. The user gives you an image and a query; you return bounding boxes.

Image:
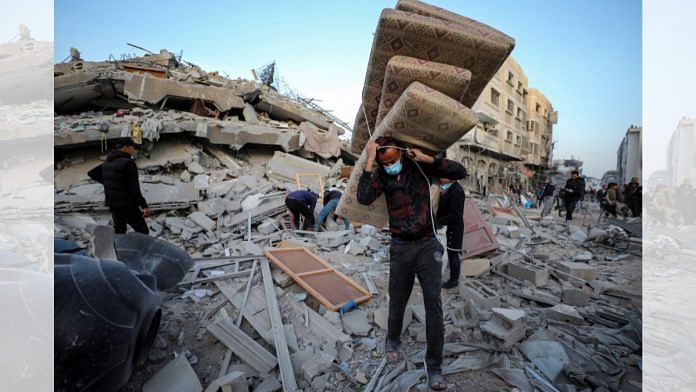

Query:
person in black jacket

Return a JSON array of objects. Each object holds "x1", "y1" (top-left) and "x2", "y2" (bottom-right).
[
  {"x1": 563, "y1": 170, "x2": 584, "y2": 222},
  {"x1": 357, "y1": 137, "x2": 465, "y2": 390},
  {"x1": 285, "y1": 189, "x2": 318, "y2": 230},
  {"x1": 436, "y1": 178, "x2": 465, "y2": 289},
  {"x1": 87, "y1": 137, "x2": 150, "y2": 234}
]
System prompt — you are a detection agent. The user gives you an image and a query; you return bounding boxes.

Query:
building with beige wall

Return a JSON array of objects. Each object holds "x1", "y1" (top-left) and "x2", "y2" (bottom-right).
[{"x1": 447, "y1": 56, "x2": 557, "y2": 194}]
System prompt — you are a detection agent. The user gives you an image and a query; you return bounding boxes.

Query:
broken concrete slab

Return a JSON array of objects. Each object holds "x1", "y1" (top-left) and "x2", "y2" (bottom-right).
[
  {"x1": 507, "y1": 260, "x2": 550, "y2": 287},
  {"x1": 459, "y1": 280, "x2": 500, "y2": 309},
  {"x1": 504, "y1": 225, "x2": 520, "y2": 239},
  {"x1": 301, "y1": 349, "x2": 335, "y2": 381},
  {"x1": 554, "y1": 261, "x2": 598, "y2": 281},
  {"x1": 545, "y1": 304, "x2": 585, "y2": 325},
  {"x1": 255, "y1": 88, "x2": 332, "y2": 130},
  {"x1": 288, "y1": 300, "x2": 351, "y2": 346},
  {"x1": 143, "y1": 354, "x2": 203, "y2": 392},
  {"x1": 242, "y1": 103, "x2": 259, "y2": 123},
  {"x1": 188, "y1": 211, "x2": 216, "y2": 231},
  {"x1": 359, "y1": 235, "x2": 382, "y2": 251},
  {"x1": 562, "y1": 285, "x2": 590, "y2": 307},
  {"x1": 266, "y1": 151, "x2": 329, "y2": 191},
  {"x1": 290, "y1": 348, "x2": 314, "y2": 378},
  {"x1": 257, "y1": 218, "x2": 278, "y2": 235},
  {"x1": 341, "y1": 309, "x2": 372, "y2": 336},
  {"x1": 519, "y1": 328, "x2": 572, "y2": 385},
  {"x1": 299, "y1": 121, "x2": 341, "y2": 158},
  {"x1": 344, "y1": 239, "x2": 366, "y2": 256},
  {"x1": 482, "y1": 308, "x2": 526, "y2": 348},
  {"x1": 206, "y1": 121, "x2": 303, "y2": 152},
  {"x1": 124, "y1": 74, "x2": 245, "y2": 113},
  {"x1": 461, "y1": 258, "x2": 491, "y2": 277}
]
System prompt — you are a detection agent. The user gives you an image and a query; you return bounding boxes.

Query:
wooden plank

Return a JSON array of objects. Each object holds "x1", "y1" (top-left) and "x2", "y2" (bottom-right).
[
  {"x1": 295, "y1": 268, "x2": 333, "y2": 277},
  {"x1": 207, "y1": 318, "x2": 277, "y2": 374},
  {"x1": 265, "y1": 247, "x2": 371, "y2": 312},
  {"x1": 260, "y1": 259, "x2": 298, "y2": 391}
]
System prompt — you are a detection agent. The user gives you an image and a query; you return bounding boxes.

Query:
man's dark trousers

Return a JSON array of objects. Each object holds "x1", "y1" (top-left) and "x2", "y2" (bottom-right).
[
  {"x1": 110, "y1": 206, "x2": 149, "y2": 234},
  {"x1": 387, "y1": 237, "x2": 444, "y2": 371},
  {"x1": 565, "y1": 200, "x2": 578, "y2": 221}
]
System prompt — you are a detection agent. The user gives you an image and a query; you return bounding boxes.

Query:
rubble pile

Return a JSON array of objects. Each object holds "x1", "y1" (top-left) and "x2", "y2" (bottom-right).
[{"x1": 55, "y1": 154, "x2": 643, "y2": 392}]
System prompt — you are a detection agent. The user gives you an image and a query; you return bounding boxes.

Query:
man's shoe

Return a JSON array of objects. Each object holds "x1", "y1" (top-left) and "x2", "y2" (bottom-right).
[{"x1": 442, "y1": 280, "x2": 458, "y2": 289}]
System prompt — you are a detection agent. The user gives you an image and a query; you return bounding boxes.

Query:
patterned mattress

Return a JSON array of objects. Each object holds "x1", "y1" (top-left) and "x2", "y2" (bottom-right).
[
  {"x1": 375, "y1": 55, "x2": 471, "y2": 128},
  {"x1": 337, "y1": 81, "x2": 478, "y2": 227},
  {"x1": 350, "y1": 6, "x2": 514, "y2": 153}
]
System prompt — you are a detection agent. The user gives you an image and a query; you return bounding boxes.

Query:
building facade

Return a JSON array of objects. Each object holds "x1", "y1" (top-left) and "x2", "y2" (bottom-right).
[
  {"x1": 447, "y1": 56, "x2": 557, "y2": 194},
  {"x1": 666, "y1": 118, "x2": 696, "y2": 187},
  {"x1": 616, "y1": 125, "x2": 642, "y2": 184}
]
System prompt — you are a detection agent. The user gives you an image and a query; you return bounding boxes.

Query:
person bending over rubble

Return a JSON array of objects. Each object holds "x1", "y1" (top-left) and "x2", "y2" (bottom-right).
[
  {"x1": 285, "y1": 189, "x2": 318, "y2": 230},
  {"x1": 357, "y1": 136, "x2": 465, "y2": 391},
  {"x1": 87, "y1": 137, "x2": 150, "y2": 234},
  {"x1": 436, "y1": 177, "x2": 465, "y2": 289},
  {"x1": 314, "y1": 189, "x2": 351, "y2": 231}
]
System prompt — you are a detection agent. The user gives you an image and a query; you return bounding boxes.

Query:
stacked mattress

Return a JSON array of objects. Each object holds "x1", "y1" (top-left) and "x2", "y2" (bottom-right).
[{"x1": 337, "y1": 0, "x2": 514, "y2": 226}]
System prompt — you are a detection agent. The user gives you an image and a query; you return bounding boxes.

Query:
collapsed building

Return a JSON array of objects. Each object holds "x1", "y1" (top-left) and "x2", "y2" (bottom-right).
[{"x1": 53, "y1": 1, "x2": 642, "y2": 391}]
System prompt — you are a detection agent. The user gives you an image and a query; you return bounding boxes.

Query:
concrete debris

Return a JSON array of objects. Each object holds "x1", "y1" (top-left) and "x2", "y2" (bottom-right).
[
  {"x1": 545, "y1": 304, "x2": 585, "y2": 325},
  {"x1": 188, "y1": 211, "x2": 216, "y2": 231},
  {"x1": 507, "y1": 260, "x2": 550, "y2": 287},
  {"x1": 461, "y1": 258, "x2": 491, "y2": 277},
  {"x1": 142, "y1": 354, "x2": 203, "y2": 392},
  {"x1": 482, "y1": 308, "x2": 527, "y2": 348},
  {"x1": 341, "y1": 309, "x2": 372, "y2": 336},
  {"x1": 459, "y1": 280, "x2": 501, "y2": 309},
  {"x1": 561, "y1": 285, "x2": 590, "y2": 307},
  {"x1": 301, "y1": 350, "x2": 335, "y2": 381},
  {"x1": 450, "y1": 300, "x2": 479, "y2": 328},
  {"x1": 554, "y1": 261, "x2": 598, "y2": 281}
]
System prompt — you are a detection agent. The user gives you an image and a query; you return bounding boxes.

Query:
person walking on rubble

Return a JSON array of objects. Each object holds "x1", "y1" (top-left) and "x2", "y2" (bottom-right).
[
  {"x1": 88, "y1": 137, "x2": 150, "y2": 234},
  {"x1": 604, "y1": 182, "x2": 619, "y2": 219},
  {"x1": 285, "y1": 189, "x2": 318, "y2": 230},
  {"x1": 563, "y1": 170, "x2": 584, "y2": 222},
  {"x1": 540, "y1": 177, "x2": 556, "y2": 217},
  {"x1": 436, "y1": 177, "x2": 465, "y2": 290},
  {"x1": 624, "y1": 177, "x2": 642, "y2": 218},
  {"x1": 357, "y1": 136, "x2": 465, "y2": 391},
  {"x1": 314, "y1": 188, "x2": 351, "y2": 231}
]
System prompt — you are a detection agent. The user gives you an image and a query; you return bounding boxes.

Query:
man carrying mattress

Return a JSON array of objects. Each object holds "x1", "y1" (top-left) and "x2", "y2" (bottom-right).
[{"x1": 357, "y1": 136, "x2": 465, "y2": 391}]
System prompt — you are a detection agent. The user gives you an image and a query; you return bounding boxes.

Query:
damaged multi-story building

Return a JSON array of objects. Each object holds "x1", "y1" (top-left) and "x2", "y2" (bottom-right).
[{"x1": 447, "y1": 56, "x2": 557, "y2": 194}]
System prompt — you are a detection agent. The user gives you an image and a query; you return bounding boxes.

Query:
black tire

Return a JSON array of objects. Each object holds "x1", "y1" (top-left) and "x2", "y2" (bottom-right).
[{"x1": 55, "y1": 254, "x2": 162, "y2": 392}]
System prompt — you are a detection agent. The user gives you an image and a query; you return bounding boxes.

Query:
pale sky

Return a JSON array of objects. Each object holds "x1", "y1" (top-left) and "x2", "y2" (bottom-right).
[{"x1": 54, "y1": 0, "x2": 641, "y2": 178}]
